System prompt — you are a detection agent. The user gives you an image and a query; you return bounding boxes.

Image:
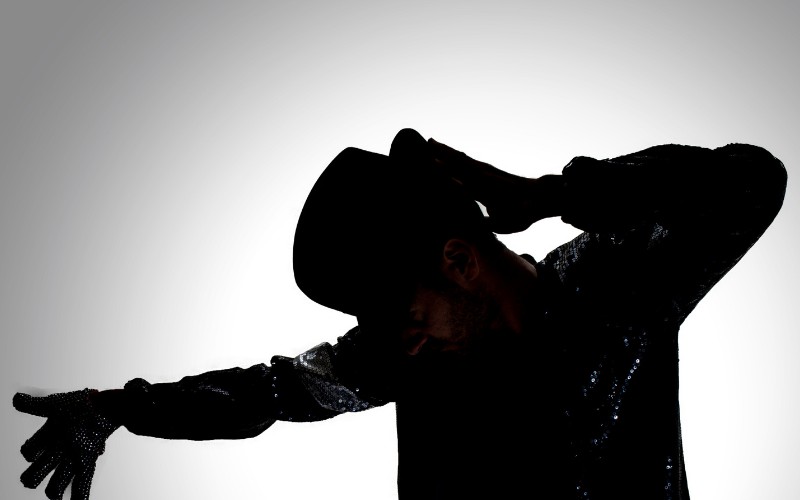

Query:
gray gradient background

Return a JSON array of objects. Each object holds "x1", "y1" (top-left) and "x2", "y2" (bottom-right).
[{"x1": 2, "y1": 1, "x2": 798, "y2": 499}]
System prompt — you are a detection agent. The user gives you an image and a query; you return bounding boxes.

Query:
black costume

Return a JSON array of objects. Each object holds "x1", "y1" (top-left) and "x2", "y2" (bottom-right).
[{"x1": 23, "y1": 142, "x2": 787, "y2": 499}]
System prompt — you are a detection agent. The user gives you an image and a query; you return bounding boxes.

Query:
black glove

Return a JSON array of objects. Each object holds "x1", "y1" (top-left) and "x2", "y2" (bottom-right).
[{"x1": 13, "y1": 389, "x2": 120, "y2": 500}]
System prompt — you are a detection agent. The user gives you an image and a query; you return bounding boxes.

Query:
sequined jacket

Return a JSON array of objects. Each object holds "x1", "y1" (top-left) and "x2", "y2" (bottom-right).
[{"x1": 116, "y1": 143, "x2": 787, "y2": 499}]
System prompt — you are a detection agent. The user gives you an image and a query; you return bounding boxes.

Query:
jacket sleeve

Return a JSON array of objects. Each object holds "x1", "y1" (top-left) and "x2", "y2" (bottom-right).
[
  {"x1": 541, "y1": 143, "x2": 787, "y2": 323},
  {"x1": 115, "y1": 327, "x2": 389, "y2": 440}
]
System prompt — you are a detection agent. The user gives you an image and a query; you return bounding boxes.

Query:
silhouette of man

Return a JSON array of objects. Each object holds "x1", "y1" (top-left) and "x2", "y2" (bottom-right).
[{"x1": 14, "y1": 128, "x2": 787, "y2": 499}]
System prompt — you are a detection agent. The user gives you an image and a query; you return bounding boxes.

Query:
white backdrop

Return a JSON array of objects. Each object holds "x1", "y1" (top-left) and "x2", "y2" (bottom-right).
[{"x1": 2, "y1": 2, "x2": 798, "y2": 499}]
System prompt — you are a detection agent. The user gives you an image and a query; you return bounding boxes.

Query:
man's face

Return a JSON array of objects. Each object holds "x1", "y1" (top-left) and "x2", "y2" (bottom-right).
[{"x1": 399, "y1": 282, "x2": 498, "y2": 357}]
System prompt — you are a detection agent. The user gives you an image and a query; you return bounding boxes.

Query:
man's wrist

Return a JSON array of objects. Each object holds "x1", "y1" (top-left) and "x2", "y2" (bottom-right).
[
  {"x1": 88, "y1": 389, "x2": 127, "y2": 425},
  {"x1": 531, "y1": 174, "x2": 567, "y2": 219}
]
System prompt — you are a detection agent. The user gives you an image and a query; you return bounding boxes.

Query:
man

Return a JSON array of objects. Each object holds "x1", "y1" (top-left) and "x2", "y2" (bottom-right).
[{"x1": 14, "y1": 129, "x2": 787, "y2": 499}]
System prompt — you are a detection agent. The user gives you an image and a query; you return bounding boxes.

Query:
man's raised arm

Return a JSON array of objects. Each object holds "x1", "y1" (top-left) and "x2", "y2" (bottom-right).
[{"x1": 430, "y1": 139, "x2": 787, "y2": 320}]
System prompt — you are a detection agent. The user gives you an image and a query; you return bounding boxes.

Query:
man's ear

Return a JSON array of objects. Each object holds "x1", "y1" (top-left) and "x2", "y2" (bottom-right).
[{"x1": 441, "y1": 238, "x2": 480, "y2": 286}]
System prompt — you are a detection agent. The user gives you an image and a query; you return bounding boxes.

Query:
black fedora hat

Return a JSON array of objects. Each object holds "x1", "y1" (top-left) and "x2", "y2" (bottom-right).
[{"x1": 292, "y1": 128, "x2": 486, "y2": 317}]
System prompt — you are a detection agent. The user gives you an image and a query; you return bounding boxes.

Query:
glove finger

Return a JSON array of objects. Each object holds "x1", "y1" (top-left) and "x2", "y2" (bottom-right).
[
  {"x1": 45, "y1": 459, "x2": 75, "y2": 500},
  {"x1": 11, "y1": 392, "x2": 47, "y2": 417},
  {"x1": 13, "y1": 392, "x2": 54, "y2": 418},
  {"x1": 14, "y1": 390, "x2": 91, "y2": 418},
  {"x1": 21, "y1": 419, "x2": 59, "y2": 462},
  {"x1": 69, "y1": 459, "x2": 96, "y2": 500},
  {"x1": 20, "y1": 449, "x2": 63, "y2": 489}
]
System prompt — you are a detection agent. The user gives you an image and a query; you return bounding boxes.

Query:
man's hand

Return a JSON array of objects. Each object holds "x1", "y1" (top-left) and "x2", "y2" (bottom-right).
[
  {"x1": 13, "y1": 389, "x2": 120, "y2": 500},
  {"x1": 427, "y1": 138, "x2": 563, "y2": 234}
]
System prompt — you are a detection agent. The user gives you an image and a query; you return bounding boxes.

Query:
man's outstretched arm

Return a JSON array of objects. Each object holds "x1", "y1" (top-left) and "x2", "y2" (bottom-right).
[
  {"x1": 90, "y1": 325, "x2": 390, "y2": 440},
  {"x1": 14, "y1": 325, "x2": 390, "y2": 499}
]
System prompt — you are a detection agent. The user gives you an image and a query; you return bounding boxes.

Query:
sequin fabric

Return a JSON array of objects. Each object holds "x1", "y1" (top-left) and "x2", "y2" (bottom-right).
[
  {"x1": 392, "y1": 143, "x2": 787, "y2": 499},
  {"x1": 13, "y1": 389, "x2": 120, "y2": 500},
  {"x1": 293, "y1": 342, "x2": 376, "y2": 413}
]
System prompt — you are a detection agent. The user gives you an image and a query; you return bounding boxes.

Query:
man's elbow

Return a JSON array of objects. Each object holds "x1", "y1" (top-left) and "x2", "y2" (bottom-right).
[{"x1": 719, "y1": 143, "x2": 787, "y2": 215}]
